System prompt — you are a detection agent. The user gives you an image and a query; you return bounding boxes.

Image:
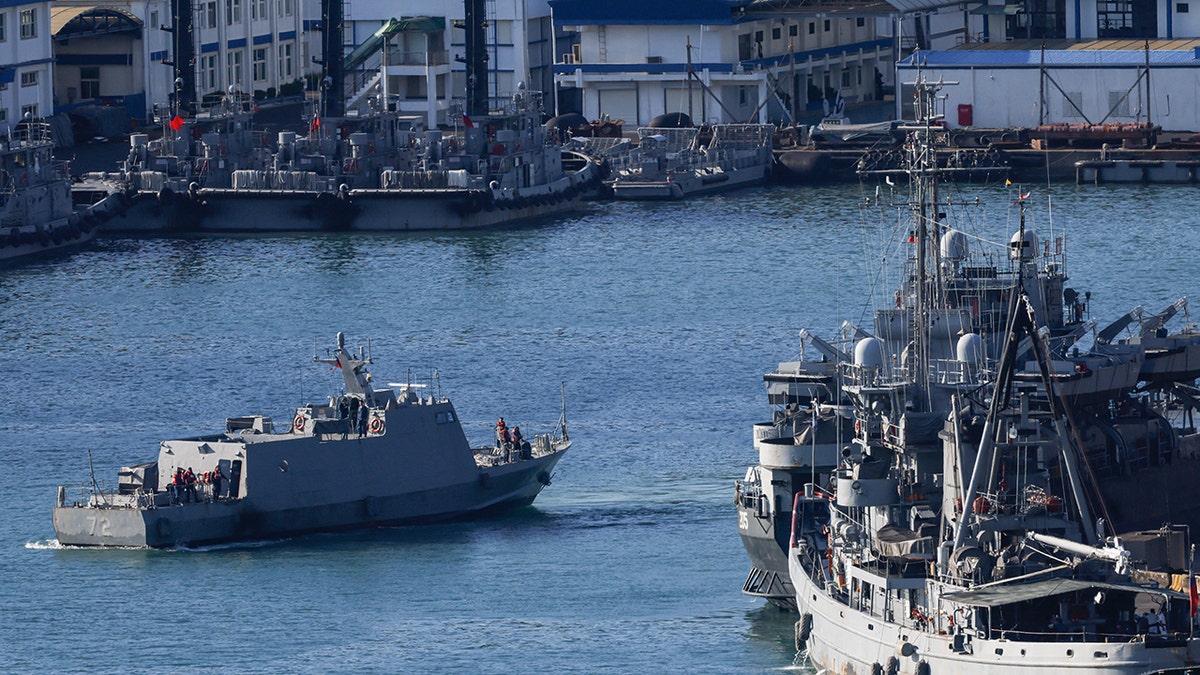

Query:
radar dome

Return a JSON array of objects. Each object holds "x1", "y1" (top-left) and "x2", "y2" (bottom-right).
[
  {"x1": 1009, "y1": 229, "x2": 1038, "y2": 260},
  {"x1": 941, "y1": 229, "x2": 969, "y2": 262},
  {"x1": 957, "y1": 333, "x2": 984, "y2": 363},
  {"x1": 854, "y1": 337, "x2": 885, "y2": 368}
]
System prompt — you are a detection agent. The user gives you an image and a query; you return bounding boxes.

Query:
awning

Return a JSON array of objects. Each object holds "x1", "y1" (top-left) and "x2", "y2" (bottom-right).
[
  {"x1": 970, "y1": 4, "x2": 1024, "y2": 14},
  {"x1": 942, "y1": 577, "x2": 1185, "y2": 608},
  {"x1": 52, "y1": 6, "x2": 142, "y2": 40}
]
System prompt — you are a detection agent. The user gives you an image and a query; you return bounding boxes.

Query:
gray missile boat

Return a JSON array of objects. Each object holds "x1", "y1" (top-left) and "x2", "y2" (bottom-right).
[{"x1": 53, "y1": 333, "x2": 570, "y2": 548}]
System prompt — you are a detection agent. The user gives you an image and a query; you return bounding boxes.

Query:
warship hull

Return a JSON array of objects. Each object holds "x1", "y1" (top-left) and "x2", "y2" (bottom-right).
[
  {"x1": 53, "y1": 449, "x2": 562, "y2": 548},
  {"x1": 736, "y1": 503, "x2": 796, "y2": 610},
  {"x1": 789, "y1": 556, "x2": 1200, "y2": 675},
  {"x1": 103, "y1": 181, "x2": 594, "y2": 233}
]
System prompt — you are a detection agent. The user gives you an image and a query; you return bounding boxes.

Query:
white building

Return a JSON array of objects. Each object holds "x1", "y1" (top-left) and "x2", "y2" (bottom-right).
[
  {"x1": 547, "y1": 0, "x2": 896, "y2": 126},
  {"x1": 0, "y1": 0, "x2": 55, "y2": 130},
  {"x1": 892, "y1": 0, "x2": 1200, "y2": 130},
  {"x1": 51, "y1": 0, "x2": 306, "y2": 124}
]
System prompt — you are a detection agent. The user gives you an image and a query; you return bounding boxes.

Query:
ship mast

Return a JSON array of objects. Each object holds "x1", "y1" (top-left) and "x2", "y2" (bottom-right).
[{"x1": 903, "y1": 77, "x2": 952, "y2": 407}]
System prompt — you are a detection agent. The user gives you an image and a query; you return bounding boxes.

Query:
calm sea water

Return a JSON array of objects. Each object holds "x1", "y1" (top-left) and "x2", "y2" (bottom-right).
[{"x1": 4, "y1": 182, "x2": 1199, "y2": 673}]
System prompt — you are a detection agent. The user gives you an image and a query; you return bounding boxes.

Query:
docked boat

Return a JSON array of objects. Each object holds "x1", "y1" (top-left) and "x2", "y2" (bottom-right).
[
  {"x1": 86, "y1": 3, "x2": 602, "y2": 233},
  {"x1": 52, "y1": 333, "x2": 570, "y2": 548},
  {"x1": 778, "y1": 79, "x2": 1200, "y2": 673},
  {"x1": 0, "y1": 121, "x2": 124, "y2": 263},
  {"x1": 739, "y1": 77, "x2": 1200, "y2": 642},
  {"x1": 602, "y1": 124, "x2": 772, "y2": 200}
]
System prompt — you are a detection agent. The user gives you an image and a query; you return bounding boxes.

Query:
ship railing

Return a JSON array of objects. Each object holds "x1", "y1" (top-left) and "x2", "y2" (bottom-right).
[
  {"x1": 994, "y1": 626, "x2": 1172, "y2": 643},
  {"x1": 7, "y1": 121, "x2": 54, "y2": 148}
]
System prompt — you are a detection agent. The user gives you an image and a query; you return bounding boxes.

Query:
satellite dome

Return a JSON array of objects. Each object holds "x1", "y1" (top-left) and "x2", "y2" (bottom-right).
[
  {"x1": 941, "y1": 229, "x2": 969, "y2": 262},
  {"x1": 1009, "y1": 229, "x2": 1038, "y2": 260},
  {"x1": 957, "y1": 333, "x2": 984, "y2": 363},
  {"x1": 854, "y1": 337, "x2": 885, "y2": 368}
]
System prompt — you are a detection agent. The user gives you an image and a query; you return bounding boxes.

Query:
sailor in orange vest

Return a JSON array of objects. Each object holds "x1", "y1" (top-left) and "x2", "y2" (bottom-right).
[{"x1": 496, "y1": 417, "x2": 507, "y2": 446}]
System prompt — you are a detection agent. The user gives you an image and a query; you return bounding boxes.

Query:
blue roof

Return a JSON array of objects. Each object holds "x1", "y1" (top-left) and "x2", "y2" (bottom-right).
[
  {"x1": 899, "y1": 49, "x2": 1200, "y2": 68},
  {"x1": 549, "y1": 0, "x2": 750, "y2": 25}
]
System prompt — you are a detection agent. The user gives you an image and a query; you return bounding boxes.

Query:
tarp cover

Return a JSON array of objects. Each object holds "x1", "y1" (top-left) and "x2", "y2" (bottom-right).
[{"x1": 941, "y1": 577, "x2": 1185, "y2": 608}]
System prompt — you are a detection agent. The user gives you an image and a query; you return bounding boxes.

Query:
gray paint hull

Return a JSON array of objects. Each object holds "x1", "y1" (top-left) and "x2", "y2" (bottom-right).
[{"x1": 53, "y1": 449, "x2": 563, "y2": 548}]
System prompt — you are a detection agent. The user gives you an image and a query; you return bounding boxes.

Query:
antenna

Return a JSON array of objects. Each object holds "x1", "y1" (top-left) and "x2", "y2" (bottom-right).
[{"x1": 87, "y1": 449, "x2": 110, "y2": 506}]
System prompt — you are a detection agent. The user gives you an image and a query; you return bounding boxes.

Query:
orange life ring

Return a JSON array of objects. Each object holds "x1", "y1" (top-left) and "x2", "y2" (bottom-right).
[
  {"x1": 293, "y1": 414, "x2": 306, "y2": 431},
  {"x1": 369, "y1": 417, "x2": 384, "y2": 434}
]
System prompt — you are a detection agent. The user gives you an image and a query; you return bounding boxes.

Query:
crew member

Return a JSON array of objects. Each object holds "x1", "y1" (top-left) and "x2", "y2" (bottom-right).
[
  {"x1": 358, "y1": 403, "x2": 369, "y2": 438},
  {"x1": 211, "y1": 466, "x2": 224, "y2": 501},
  {"x1": 511, "y1": 426, "x2": 523, "y2": 447},
  {"x1": 500, "y1": 425, "x2": 512, "y2": 449},
  {"x1": 496, "y1": 418, "x2": 507, "y2": 446}
]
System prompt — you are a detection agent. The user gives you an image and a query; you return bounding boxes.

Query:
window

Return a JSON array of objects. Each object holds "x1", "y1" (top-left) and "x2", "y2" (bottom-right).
[
  {"x1": 824, "y1": 19, "x2": 831, "y2": 31},
  {"x1": 0, "y1": 109, "x2": 7, "y2": 123},
  {"x1": 227, "y1": 49, "x2": 243, "y2": 88},
  {"x1": 21, "y1": 104, "x2": 36, "y2": 119},
  {"x1": 1062, "y1": 91, "x2": 1083, "y2": 118},
  {"x1": 0, "y1": 13, "x2": 8, "y2": 41},
  {"x1": 808, "y1": 22, "x2": 815, "y2": 34},
  {"x1": 226, "y1": 0, "x2": 241, "y2": 26},
  {"x1": 789, "y1": 24, "x2": 797, "y2": 36},
  {"x1": 19, "y1": 8, "x2": 34, "y2": 39},
  {"x1": 1178, "y1": 3, "x2": 1189, "y2": 11},
  {"x1": 276, "y1": 0, "x2": 293, "y2": 17},
  {"x1": 252, "y1": 0, "x2": 266, "y2": 21},
  {"x1": 150, "y1": 11, "x2": 158, "y2": 28},
  {"x1": 278, "y1": 42, "x2": 293, "y2": 79},
  {"x1": 252, "y1": 47, "x2": 267, "y2": 82},
  {"x1": 1107, "y1": 90, "x2": 1129, "y2": 117},
  {"x1": 20, "y1": 71, "x2": 36, "y2": 87},
  {"x1": 201, "y1": 2, "x2": 217, "y2": 29},
  {"x1": 81, "y1": 67, "x2": 100, "y2": 98},
  {"x1": 739, "y1": 87, "x2": 747, "y2": 105},
  {"x1": 841, "y1": 70, "x2": 851, "y2": 87},
  {"x1": 857, "y1": 17, "x2": 866, "y2": 27},
  {"x1": 201, "y1": 54, "x2": 217, "y2": 91},
  {"x1": 772, "y1": 27, "x2": 781, "y2": 40}
]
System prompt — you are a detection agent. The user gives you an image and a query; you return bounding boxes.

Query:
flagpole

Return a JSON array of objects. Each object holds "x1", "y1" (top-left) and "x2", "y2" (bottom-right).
[{"x1": 1190, "y1": 542, "x2": 1196, "y2": 638}]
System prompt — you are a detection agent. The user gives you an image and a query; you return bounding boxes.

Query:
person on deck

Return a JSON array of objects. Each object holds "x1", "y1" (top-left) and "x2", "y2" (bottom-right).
[
  {"x1": 358, "y1": 403, "x2": 369, "y2": 438},
  {"x1": 211, "y1": 466, "x2": 224, "y2": 501}
]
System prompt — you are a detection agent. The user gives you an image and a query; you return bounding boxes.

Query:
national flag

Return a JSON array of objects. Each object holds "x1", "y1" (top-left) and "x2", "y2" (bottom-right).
[
  {"x1": 335, "y1": 357, "x2": 342, "y2": 369},
  {"x1": 1190, "y1": 575, "x2": 1198, "y2": 617},
  {"x1": 169, "y1": 115, "x2": 185, "y2": 131},
  {"x1": 1019, "y1": 192, "x2": 1031, "y2": 200},
  {"x1": 462, "y1": 114, "x2": 474, "y2": 129},
  {"x1": 311, "y1": 117, "x2": 321, "y2": 132}
]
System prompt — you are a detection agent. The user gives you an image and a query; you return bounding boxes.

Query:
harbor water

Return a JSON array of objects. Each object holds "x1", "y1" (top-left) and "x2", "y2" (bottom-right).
[{"x1": 4, "y1": 182, "x2": 1200, "y2": 672}]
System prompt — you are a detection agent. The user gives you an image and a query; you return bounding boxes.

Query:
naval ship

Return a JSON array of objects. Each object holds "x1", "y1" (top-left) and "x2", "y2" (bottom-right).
[
  {"x1": 738, "y1": 78, "x2": 1200, "y2": 614},
  {"x1": 0, "y1": 120, "x2": 125, "y2": 263},
  {"x1": 83, "y1": 0, "x2": 601, "y2": 233},
  {"x1": 53, "y1": 333, "x2": 570, "y2": 547}
]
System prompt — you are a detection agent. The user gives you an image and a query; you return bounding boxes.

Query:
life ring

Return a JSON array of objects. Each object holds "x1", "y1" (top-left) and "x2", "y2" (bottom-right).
[
  {"x1": 293, "y1": 414, "x2": 306, "y2": 432},
  {"x1": 369, "y1": 417, "x2": 384, "y2": 434}
]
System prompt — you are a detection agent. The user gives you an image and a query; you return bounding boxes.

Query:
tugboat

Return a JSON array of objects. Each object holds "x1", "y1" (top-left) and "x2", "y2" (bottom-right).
[
  {"x1": 781, "y1": 78, "x2": 1200, "y2": 673},
  {"x1": 52, "y1": 333, "x2": 570, "y2": 547},
  {"x1": 0, "y1": 120, "x2": 123, "y2": 263}
]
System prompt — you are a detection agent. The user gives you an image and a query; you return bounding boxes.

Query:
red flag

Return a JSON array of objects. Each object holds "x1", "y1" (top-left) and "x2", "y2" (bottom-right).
[
  {"x1": 334, "y1": 357, "x2": 342, "y2": 369},
  {"x1": 461, "y1": 114, "x2": 474, "y2": 129},
  {"x1": 1190, "y1": 576, "x2": 1198, "y2": 617},
  {"x1": 311, "y1": 117, "x2": 321, "y2": 132},
  {"x1": 169, "y1": 115, "x2": 184, "y2": 131}
]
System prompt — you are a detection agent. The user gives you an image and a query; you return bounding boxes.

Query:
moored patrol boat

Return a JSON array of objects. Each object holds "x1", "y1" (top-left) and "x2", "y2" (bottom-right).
[{"x1": 52, "y1": 333, "x2": 570, "y2": 547}]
